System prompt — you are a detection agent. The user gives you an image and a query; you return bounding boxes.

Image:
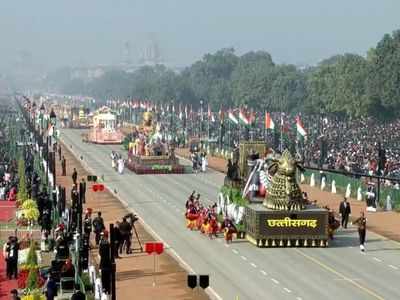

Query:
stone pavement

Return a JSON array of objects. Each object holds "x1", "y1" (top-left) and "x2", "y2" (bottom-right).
[
  {"x1": 176, "y1": 148, "x2": 400, "y2": 242},
  {"x1": 57, "y1": 141, "x2": 209, "y2": 300}
]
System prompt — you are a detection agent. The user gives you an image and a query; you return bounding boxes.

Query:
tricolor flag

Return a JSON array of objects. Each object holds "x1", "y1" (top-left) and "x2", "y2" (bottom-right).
[
  {"x1": 228, "y1": 110, "x2": 239, "y2": 124},
  {"x1": 295, "y1": 115, "x2": 307, "y2": 137},
  {"x1": 239, "y1": 109, "x2": 251, "y2": 125},
  {"x1": 265, "y1": 112, "x2": 275, "y2": 130}
]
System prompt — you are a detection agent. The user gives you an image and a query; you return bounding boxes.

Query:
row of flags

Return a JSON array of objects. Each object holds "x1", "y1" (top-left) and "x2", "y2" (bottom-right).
[
  {"x1": 107, "y1": 99, "x2": 307, "y2": 137},
  {"x1": 265, "y1": 113, "x2": 307, "y2": 137}
]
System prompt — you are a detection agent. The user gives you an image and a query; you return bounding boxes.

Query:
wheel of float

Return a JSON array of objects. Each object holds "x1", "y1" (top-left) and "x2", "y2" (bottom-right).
[{"x1": 261, "y1": 239, "x2": 266, "y2": 247}]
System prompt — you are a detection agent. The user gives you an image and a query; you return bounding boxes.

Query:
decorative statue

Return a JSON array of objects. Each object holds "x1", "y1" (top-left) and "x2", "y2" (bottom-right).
[{"x1": 263, "y1": 149, "x2": 306, "y2": 211}]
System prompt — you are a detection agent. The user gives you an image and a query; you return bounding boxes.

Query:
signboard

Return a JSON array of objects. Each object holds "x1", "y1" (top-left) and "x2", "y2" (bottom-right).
[{"x1": 245, "y1": 207, "x2": 328, "y2": 239}]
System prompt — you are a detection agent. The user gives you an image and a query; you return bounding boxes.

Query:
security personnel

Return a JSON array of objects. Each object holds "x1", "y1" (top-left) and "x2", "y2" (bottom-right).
[
  {"x1": 99, "y1": 230, "x2": 112, "y2": 294},
  {"x1": 79, "y1": 178, "x2": 86, "y2": 204}
]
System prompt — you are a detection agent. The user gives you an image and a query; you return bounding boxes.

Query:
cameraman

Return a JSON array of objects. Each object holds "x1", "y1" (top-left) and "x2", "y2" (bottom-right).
[{"x1": 119, "y1": 217, "x2": 132, "y2": 255}]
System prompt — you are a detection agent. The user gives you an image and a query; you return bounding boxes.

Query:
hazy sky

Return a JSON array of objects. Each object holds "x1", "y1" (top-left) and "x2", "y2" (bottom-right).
[{"x1": 1, "y1": 0, "x2": 399, "y2": 70}]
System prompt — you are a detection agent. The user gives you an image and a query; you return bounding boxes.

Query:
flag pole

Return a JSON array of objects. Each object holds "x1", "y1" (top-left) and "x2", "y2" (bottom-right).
[{"x1": 280, "y1": 112, "x2": 283, "y2": 152}]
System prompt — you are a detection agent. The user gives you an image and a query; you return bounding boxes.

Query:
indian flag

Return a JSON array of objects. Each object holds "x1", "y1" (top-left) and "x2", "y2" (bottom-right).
[
  {"x1": 239, "y1": 109, "x2": 251, "y2": 125},
  {"x1": 295, "y1": 115, "x2": 307, "y2": 137},
  {"x1": 265, "y1": 112, "x2": 275, "y2": 130},
  {"x1": 228, "y1": 110, "x2": 239, "y2": 124}
]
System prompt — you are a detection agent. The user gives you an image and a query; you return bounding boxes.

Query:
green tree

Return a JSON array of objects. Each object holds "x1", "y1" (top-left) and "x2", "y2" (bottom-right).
[{"x1": 367, "y1": 30, "x2": 400, "y2": 117}]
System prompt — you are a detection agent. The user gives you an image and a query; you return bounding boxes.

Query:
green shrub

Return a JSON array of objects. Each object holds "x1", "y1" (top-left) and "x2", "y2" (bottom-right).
[
  {"x1": 26, "y1": 241, "x2": 38, "y2": 267},
  {"x1": 26, "y1": 268, "x2": 39, "y2": 291}
]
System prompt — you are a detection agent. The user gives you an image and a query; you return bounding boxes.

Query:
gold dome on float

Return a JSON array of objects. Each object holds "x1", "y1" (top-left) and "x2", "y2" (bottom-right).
[{"x1": 263, "y1": 149, "x2": 306, "y2": 211}]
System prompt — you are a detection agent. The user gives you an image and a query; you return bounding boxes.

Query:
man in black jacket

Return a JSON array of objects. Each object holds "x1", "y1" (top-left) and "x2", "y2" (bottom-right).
[
  {"x1": 339, "y1": 197, "x2": 351, "y2": 229},
  {"x1": 72, "y1": 168, "x2": 78, "y2": 184},
  {"x1": 79, "y1": 177, "x2": 86, "y2": 204},
  {"x1": 99, "y1": 231, "x2": 111, "y2": 294},
  {"x1": 118, "y1": 217, "x2": 132, "y2": 254}
]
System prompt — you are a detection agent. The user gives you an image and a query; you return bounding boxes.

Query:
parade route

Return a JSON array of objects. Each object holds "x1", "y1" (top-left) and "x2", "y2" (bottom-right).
[{"x1": 61, "y1": 129, "x2": 400, "y2": 300}]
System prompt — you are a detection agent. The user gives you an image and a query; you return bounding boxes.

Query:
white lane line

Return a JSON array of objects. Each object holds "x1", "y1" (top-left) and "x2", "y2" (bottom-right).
[
  {"x1": 388, "y1": 265, "x2": 398, "y2": 270},
  {"x1": 373, "y1": 257, "x2": 382, "y2": 262},
  {"x1": 241, "y1": 256, "x2": 247, "y2": 261},
  {"x1": 283, "y1": 288, "x2": 291, "y2": 293},
  {"x1": 232, "y1": 249, "x2": 239, "y2": 254},
  {"x1": 271, "y1": 278, "x2": 279, "y2": 284},
  {"x1": 250, "y1": 263, "x2": 257, "y2": 268},
  {"x1": 260, "y1": 270, "x2": 267, "y2": 276},
  {"x1": 224, "y1": 244, "x2": 230, "y2": 248},
  {"x1": 296, "y1": 297, "x2": 303, "y2": 300}
]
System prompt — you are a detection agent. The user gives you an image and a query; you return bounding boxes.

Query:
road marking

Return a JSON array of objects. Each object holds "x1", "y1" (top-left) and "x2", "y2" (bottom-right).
[
  {"x1": 388, "y1": 265, "x2": 398, "y2": 270},
  {"x1": 296, "y1": 297, "x2": 303, "y2": 300},
  {"x1": 232, "y1": 249, "x2": 239, "y2": 254},
  {"x1": 271, "y1": 278, "x2": 279, "y2": 284},
  {"x1": 224, "y1": 244, "x2": 230, "y2": 248},
  {"x1": 250, "y1": 263, "x2": 257, "y2": 268},
  {"x1": 283, "y1": 288, "x2": 291, "y2": 293},
  {"x1": 295, "y1": 249, "x2": 385, "y2": 300},
  {"x1": 260, "y1": 270, "x2": 267, "y2": 276},
  {"x1": 373, "y1": 257, "x2": 382, "y2": 262},
  {"x1": 217, "y1": 239, "x2": 222, "y2": 243},
  {"x1": 241, "y1": 256, "x2": 247, "y2": 261}
]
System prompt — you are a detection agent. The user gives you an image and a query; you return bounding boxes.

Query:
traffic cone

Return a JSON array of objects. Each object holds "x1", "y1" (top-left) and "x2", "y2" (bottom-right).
[
  {"x1": 300, "y1": 173, "x2": 305, "y2": 183},
  {"x1": 310, "y1": 173, "x2": 315, "y2": 187},
  {"x1": 345, "y1": 183, "x2": 351, "y2": 198},
  {"x1": 331, "y1": 180, "x2": 336, "y2": 194},
  {"x1": 321, "y1": 177, "x2": 326, "y2": 191},
  {"x1": 357, "y1": 187, "x2": 363, "y2": 201}
]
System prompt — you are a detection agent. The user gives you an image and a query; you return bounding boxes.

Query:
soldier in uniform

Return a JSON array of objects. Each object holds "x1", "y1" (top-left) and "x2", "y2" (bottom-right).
[{"x1": 353, "y1": 211, "x2": 367, "y2": 252}]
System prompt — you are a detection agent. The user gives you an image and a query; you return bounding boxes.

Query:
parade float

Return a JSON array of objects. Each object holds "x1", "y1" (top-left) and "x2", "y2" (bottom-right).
[
  {"x1": 125, "y1": 111, "x2": 185, "y2": 174},
  {"x1": 217, "y1": 142, "x2": 329, "y2": 247},
  {"x1": 85, "y1": 106, "x2": 123, "y2": 144}
]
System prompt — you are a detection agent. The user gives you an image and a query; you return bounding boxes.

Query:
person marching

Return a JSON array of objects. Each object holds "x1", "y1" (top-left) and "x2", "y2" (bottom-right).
[
  {"x1": 353, "y1": 211, "x2": 367, "y2": 252},
  {"x1": 339, "y1": 197, "x2": 351, "y2": 229}
]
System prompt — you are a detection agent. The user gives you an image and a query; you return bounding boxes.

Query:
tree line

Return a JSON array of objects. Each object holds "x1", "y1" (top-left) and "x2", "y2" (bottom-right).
[{"x1": 47, "y1": 29, "x2": 400, "y2": 119}]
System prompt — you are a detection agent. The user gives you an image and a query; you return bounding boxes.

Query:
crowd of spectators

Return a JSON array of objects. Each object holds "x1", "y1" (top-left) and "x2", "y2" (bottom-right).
[{"x1": 301, "y1": 115, "x2": 400, "y2": 181}]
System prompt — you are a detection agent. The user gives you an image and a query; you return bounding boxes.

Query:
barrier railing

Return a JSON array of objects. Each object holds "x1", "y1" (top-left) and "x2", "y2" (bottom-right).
[{"x1": 302, "y1": 169, "x2": 400, "y2": 209}]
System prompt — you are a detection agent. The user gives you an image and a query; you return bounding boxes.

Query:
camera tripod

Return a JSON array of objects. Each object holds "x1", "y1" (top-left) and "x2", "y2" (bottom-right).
[{"x1": 131, "y1": 223, "x2": 143, "y2": 252}]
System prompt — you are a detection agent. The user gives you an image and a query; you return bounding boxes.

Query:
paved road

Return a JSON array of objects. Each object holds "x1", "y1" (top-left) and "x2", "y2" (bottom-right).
[{"x1": 62, "y1": 129, "x2": 400, "y2": 300}]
